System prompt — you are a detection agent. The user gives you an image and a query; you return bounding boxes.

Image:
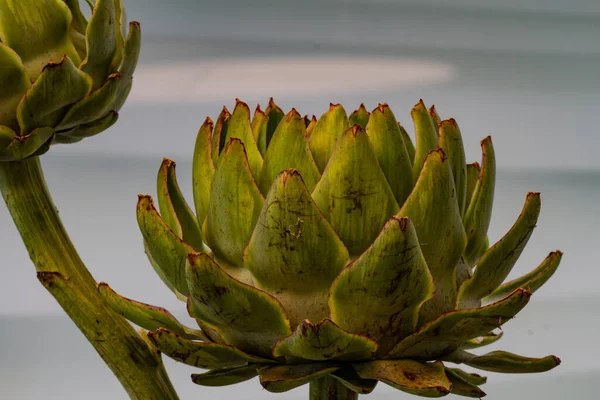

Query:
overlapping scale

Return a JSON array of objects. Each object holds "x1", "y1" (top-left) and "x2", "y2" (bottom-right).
[
  {"x1": 308, "y1": 103, "x2": 350, "y2": 172},
  {"x1": 0, "y1": 0, "x2": 80, "y2": 78},
  {"x1": 273, "y1": 318, "x2": 378, "y2": 362},
  {"x1": 115, "y1": 99, "x2": 562, "y2": 398},
  {"x1": 387, "y1": 288, "x2": 531, "y2": 359},
  {"x1": 438, "y1": 119, "x2": 467, "y2": 216},
  {"x1": 457, "y1": 192, "x2": 541, "y2": 309},
  {"x1": 244, "y1": 169, "x2": 349, "y2": 326},
  {"x1": 329, "y1": 217, "x2": 433, "y2": 355},
  {"x1": 224, "y1": 100, "x2": 263, "y2": 179},
  {"x1": 192, "y1": 118, "x2": 216, "y2": 227},
  {"x1": 257, "y1": 109, "x2": 321, "y2": 193},
  {"x1": 397, "y1": 149, "x2": 467, "y2": 324},
  {"x1": 366, "y1": 104, "x2": 414, "y2": 205},
  {"x1": 463, "y1": 137, "x2": 496, "y2": 265},
  {"x1": 312, "y1": 125, "x2": 399, "y2": 257},
  {"x1": 186, "y1": 252, "x2": 292, "y2": 358},
  {"x1": 137, "y1": 195, "x2": 194, "y2": 296},
  {"x1": 17, "y1": 56, "x2": 92, "y2": 134},
  {"x1": 204, "y1": 138, "x2": 264, "y2": 268},
  {"x1": 411, "y1": 100, "x2": 438, "y2": 182},
  {"x1": 156, "y1": 159, "x2": 203, "y2": 251},
  {"x1": 0, "y1": 0, "x2": 140, "y2": 159}
]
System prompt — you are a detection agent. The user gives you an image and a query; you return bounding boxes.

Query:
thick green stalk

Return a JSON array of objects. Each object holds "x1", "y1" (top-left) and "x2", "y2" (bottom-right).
[
  {"x1": 309, "y1": 375, "x2": 358, "y2": 400},
  {"x1": 0, "y1": 157, "x2": 179, "y2": 400}
]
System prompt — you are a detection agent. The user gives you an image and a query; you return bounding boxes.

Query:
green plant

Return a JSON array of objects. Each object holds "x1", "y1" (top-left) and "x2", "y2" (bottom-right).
[
  {"x1": 0, "y1": 0, "x2": 139, "y2": 161},
  {"x1": 0, "y1": 1, "x2": 178, "y2": 398},
  {"x1": 103, "y1": 99, "x2": 562, "y2": 398}
]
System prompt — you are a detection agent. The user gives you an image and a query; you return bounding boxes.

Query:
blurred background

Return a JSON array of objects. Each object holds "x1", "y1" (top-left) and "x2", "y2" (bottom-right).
[{"x1": 1, "y1": 0, "x2": 599, "y2": 398}]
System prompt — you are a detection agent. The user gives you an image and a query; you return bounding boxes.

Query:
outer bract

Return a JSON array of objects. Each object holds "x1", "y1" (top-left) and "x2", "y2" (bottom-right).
[
  {"x1": 0, "y1": 0, "x2": 140, "y2": 161},
  {"x1": 102, "y1": 99, "x2": 562, "y2": 398}
]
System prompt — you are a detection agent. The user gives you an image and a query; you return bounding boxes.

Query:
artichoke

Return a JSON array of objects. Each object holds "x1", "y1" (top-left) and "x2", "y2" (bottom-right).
[
  {"x1": 101, "y1": 99, "x2": 562, "y2": 398},
  {"x1": 0, "y1": 0, "x2": 140, "y2": 161}
]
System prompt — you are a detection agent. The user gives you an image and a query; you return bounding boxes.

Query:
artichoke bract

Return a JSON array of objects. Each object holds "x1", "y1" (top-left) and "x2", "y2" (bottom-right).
[
  {"x1": 101, "y1": 99, "x2": 562, "y2": 397},
  {"x1": 0, "y1": 0, "x2": 140, "y2": 161}
]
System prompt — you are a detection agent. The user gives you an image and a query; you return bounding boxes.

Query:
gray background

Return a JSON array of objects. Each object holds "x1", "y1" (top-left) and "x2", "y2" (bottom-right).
[{"x1": 1, "y1": 0, "x2": 599, "y2": 398}]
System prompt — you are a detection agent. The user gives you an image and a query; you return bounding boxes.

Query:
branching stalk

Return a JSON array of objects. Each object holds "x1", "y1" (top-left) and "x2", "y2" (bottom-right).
[{"x1": 0, "y1": 157, "x2": 179, "y2": 400}]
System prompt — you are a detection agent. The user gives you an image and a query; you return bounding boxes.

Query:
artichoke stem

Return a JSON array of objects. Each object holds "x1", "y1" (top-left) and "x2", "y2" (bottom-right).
[
  {"x1": 309, "y1": 375, "x2": 358, "y2": 400},
  {"x1": 0, "y1": 157, "x2": 179, "y2": 400}
]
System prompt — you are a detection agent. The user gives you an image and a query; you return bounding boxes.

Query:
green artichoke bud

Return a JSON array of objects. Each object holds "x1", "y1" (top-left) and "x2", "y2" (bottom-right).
[
  {"x1": 101, "y1": 99, "x2": 562, "y2": 398},
  {"x1": 0, "y1": 0, "x2": 140, "y2": 161}
]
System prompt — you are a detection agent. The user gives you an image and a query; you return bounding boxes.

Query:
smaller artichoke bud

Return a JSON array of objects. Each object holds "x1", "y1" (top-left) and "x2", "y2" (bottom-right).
[{"x1": 0, "y1": 0, "x2": 140, "y2": 162}]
